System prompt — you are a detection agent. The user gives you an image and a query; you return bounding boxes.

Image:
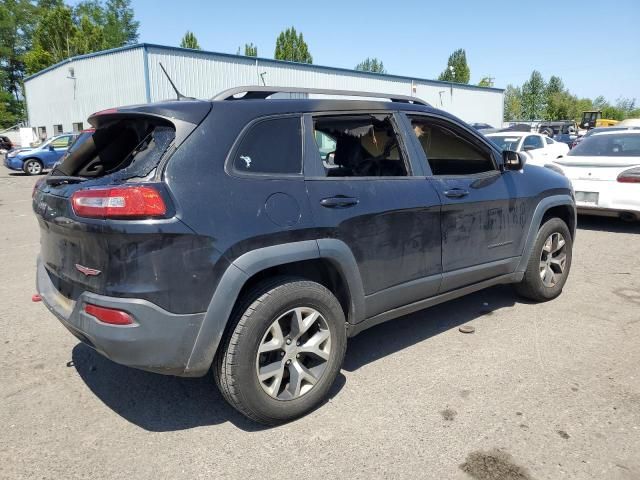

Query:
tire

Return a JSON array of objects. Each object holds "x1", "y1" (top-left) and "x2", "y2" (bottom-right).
[
  {"x1": 540, "y1": 128, "x2": 553, "y2": 137},
  {"x1": 23, "y1": 158, "x2": 43, "y2": 175},
  {"x1": 516, "y1": 218, "x2": 572, "y2": 302},
  {"x1": 213, "y1": 277, "x2": 347, "y2": 425}
]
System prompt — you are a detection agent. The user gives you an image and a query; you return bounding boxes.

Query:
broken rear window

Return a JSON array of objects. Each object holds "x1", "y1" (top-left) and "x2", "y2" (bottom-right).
[{"x1": 53, "y1": 118, "x2": 175, "y2": 180}]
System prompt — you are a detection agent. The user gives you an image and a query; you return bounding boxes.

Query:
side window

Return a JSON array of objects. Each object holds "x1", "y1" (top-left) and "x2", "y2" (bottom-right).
[
  {"x1": 409, "y1": 116, "x2": 496, "y2": 175},
  {"x1": 312, "y1": 115, "x2": 408, "y2": 177},
  {"x1": 51, "y1": 136, "x2": 71, "y2": 148},
  {"x1": 545, "y1": 137, "x2": 553, "y2": 145},
  {"x1": 233, "y1": 117, "x2": 302, "y2": 174},
  {"x1": 523, "y1": 135, "x2": 544, "y2": 150}
]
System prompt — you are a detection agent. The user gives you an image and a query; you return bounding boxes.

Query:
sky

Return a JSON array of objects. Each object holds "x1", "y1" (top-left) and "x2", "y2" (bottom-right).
[{"x1": 99, "y1": 0, "x2": 640, "y2": 102}]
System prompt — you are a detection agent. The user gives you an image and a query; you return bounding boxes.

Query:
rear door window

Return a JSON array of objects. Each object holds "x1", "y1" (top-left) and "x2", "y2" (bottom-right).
[
  {"x1": 232, "y1": 116, "x2": 302, "y2": 175},
  {"x1": 523, "y1": 135, "x2": 544, "y2": 150},
  {"x1": 409, "y1": 116, "x2": 496, "y2": 175}
]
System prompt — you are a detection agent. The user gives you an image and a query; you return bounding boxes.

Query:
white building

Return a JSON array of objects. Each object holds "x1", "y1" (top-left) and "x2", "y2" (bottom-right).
[{"x1": 23, "y1": 43, "x2": 504, "y2": 137}]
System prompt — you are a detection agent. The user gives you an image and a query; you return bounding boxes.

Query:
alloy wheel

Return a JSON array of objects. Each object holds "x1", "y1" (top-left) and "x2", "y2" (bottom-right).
[
  {"x1": 539, "y1": 232, "x2": 567, "y2": 287},
  {"x1": 256, "y1": 307, "x2": 331, "y2": 401},
  {"x1": 26, "y1": 160, "x2": 42, "y2": 175}
]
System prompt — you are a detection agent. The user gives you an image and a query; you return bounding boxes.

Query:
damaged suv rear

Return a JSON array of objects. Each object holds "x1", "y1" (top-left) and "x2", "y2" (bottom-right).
[{"x1": 34, "y1": 100, "x2": 215, "y2": 375}]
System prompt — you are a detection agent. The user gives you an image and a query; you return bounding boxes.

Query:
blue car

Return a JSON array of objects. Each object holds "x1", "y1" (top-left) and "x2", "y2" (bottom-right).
[{"x1": 4, "y1": 133, "x2": 77, "y2": 175}]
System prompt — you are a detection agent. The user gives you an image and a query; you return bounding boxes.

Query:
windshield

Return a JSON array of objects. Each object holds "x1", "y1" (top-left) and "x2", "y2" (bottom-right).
[
  {"x1": 569, "y1": 134, "x2": 640, "y2": 157},
  {"x1": 487, "y1": 135, "x2": 521, "y2": 151}
]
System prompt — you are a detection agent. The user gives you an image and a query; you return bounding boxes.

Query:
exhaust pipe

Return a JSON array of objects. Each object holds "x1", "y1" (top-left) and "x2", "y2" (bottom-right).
[{"x1": 619, "y1": 212, "x2": 637, "y2": 222}]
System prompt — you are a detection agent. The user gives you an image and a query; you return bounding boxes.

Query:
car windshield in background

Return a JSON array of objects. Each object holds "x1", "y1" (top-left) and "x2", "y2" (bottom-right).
[
  {"x1": 487, "y1": 135, "x2": 521, "y2": 151},
  {"x1": 568, "y1": 133, "x2": 640, "y2": 157}
]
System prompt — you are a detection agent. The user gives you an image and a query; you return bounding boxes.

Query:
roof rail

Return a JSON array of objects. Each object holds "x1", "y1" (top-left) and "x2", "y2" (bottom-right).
[{"x1": 212, "y1": 86, "x2": 430, "y2": 106}]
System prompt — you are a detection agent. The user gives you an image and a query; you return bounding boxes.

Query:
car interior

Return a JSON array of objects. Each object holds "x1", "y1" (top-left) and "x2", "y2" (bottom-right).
[{"x1": 313, "y1": 115, "x2": 408, "y2": 177}]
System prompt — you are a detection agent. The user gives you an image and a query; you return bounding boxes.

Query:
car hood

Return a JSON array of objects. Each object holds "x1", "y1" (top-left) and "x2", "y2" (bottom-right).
[{"x1": 556, "y1": 155, "x2": 640, "y2": 168}]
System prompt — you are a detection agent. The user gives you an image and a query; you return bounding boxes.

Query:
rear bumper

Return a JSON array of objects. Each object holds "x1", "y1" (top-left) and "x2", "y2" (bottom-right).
[
  {"x1": 37, "y1": 257, "x2": 206, "y2": 376},
  {"x1": 571, "y1": 179, "x2": 640, "y2": 216}
]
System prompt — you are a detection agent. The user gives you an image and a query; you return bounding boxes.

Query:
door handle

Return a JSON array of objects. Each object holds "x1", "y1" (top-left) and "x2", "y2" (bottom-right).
[
  {"x1": 320, "y1": 196, "x2": 359, "y2": 208},
  {"x1": 443, "y1": 188, "x2": 469, "y2": 199}
]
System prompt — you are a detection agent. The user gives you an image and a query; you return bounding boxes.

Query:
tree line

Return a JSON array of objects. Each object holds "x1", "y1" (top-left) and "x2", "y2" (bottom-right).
[{"x1": 504, "y1": 71, "x2": 639, "y2": 123}]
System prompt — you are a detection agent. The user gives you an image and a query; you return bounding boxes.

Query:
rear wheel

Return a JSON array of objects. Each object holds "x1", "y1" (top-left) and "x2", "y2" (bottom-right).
[
  {"x1": 214, "y1": 277, "x2": 347, "y2": 425},
  {"x1": 516, "y1": 218, "x2": 572, "y2": 301},
  {"x1": 23, "y1": 158, "x2": 43, "y2": 175}
]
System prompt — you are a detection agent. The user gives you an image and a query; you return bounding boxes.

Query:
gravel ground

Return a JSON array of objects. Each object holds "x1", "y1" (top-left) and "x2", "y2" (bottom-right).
[{"x1": 1, "y1": 170, "x2": 639, "y2": 480}]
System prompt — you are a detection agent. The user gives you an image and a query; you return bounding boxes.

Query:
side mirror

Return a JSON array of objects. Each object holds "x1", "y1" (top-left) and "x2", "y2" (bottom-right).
[
  {"x1": 503, "y1": 150, "x2": 526, "y2": 171},
  {"x1": 48, "y1": 144, "x2": 55, "y2": 151}
]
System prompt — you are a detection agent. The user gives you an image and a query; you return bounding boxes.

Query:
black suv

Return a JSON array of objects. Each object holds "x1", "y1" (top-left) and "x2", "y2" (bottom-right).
[{"x1": 34, "y1": 87, "x2": 576, "y2": 424}]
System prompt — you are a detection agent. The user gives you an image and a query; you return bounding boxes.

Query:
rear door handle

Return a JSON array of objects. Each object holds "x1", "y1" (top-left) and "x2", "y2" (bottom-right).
[
  {"x1": 443, "y1": 188, "x2": 469, "y2": 199},
  {"x1": 320, "y1": 196, "x2": 359, "y2": 208}
]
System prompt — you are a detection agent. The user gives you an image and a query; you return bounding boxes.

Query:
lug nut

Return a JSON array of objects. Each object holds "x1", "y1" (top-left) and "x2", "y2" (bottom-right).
[
  {"x1": 286, "y1": 338, "x2": 291, "y2": 345},
  {"x1": 281, "y1": 351, "x2": 285, "y2": 356},
  {"x1": 296, "y1": 341, "x2": 300, "y2": 346},
  {"x1": 286, "y1": 360, "x2": 291, "y2": 365},
  {"x1": 296, "y1": 354, "x2": 300, "y2": 358}
]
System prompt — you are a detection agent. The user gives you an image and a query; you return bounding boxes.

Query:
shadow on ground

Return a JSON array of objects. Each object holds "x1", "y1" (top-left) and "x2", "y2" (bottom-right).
[
  {"x1": 72, "y1": 284, "x2": 523, "y2": 432},
  {"x1": 577, "y1": 214, "x2": 640, "y2": 234},
  {"x1": 72, "y1": 343, "x2": 346, "y2": 432},
  {"x1": 344, "y1": 284, "x2": 522, "y2": 371}
]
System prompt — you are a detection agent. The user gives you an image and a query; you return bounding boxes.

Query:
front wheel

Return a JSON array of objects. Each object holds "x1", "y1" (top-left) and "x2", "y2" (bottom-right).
[
  {"x1": 23, "y1": 159, "x2": 43, "y2": 175},
  {"x1": 214, "y1": 277, "x2": 347, "y2": 425},
  {"x1": 516, "y1": 218, "x2": 573, "y2": 302}
]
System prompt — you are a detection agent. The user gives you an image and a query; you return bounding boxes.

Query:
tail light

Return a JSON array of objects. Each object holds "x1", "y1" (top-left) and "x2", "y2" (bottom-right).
[
  {"x1": 71, "y1": 185, "x2": 167, "y2": 219},
  {"x1": 85, "y1": 304, "x2": 133, "y2": 325},
  {"x1": 617, "y1": 167, "x2": 640, "y2": 183}
]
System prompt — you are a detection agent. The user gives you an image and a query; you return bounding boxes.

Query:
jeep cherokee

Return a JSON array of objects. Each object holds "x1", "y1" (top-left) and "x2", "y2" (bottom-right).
[{"x1": 33, "y1": 86, "x2": 576, "y2": 425}]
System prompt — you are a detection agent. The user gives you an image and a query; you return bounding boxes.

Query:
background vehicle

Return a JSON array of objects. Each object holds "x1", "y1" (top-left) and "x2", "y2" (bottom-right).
[
  {"x1": 4, "y1": 133, "x2": 77, "y2": 175},
  {"x1": 486, "y1": 131, "x2": 569, "y2": 165},
  {"x1": 34, "y1": 87, "x2": 576, "y2": 425},
  {"x1": 0, "y1": 135, "x2": 13, "y2": 152},
  {"x1": 581, "y1": 110, "x2": 619, "y2": 130},
  {"x1": 571, "y1": 125, "x2": 640, "y2": 149},
  {"x1": 537, "y1": 121, "x2": 578, "y2": 147},
  {"x1": 51, "y1": 129, "x2": 95, "y2": 173},
  {"x1": 552, "y1": 130, "x2": 640, "y2": 221},
  {"x1": 470, "y1": 122, "x2": 499, "y2": 133}
]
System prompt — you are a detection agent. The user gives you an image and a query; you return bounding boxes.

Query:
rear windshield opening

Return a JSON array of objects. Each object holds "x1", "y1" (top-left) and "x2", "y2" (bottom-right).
[{"x1": 53, "y1": 118, "x2": 175, "y2": 180}]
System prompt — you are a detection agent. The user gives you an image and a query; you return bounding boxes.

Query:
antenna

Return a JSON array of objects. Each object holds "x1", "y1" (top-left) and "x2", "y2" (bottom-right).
[{"x1": 158, "y1": 62, "x2": 194, "y2": 101}]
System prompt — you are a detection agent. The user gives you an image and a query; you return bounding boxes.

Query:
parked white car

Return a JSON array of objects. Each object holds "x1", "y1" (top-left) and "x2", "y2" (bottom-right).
[
  {"x1": 486, "y1": 132, "x2": 569, "y2": 166},
  {"x1": 551, "y1": 130, "x2": 640, "y2": 221}
]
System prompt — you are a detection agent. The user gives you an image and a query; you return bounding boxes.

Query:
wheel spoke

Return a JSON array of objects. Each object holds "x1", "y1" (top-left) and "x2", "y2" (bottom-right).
[
  {"x1": 287, "y1": 360, "x2": 317, "y2": 397},
  {"x1": 543, "y1": 266, "x2": 555, "y2": 286},
  {"x1": 258, "y1": 321, "x2": 284, "y2": 353},
  {"x1": 299, "y1": 329, "x2": 331, "y2": 360},
  {"x1": 543, "y1": 237, "x2": 553, "y2": 253},
  {"x1": 549, "y1": 252, "x2": 567, "y2": 273},
  {"x1": 290, "y1": 308, "x2": 319, "y2": 339}
]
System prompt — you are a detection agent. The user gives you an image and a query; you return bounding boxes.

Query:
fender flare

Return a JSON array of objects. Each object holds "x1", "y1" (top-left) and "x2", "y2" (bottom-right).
[
  {"x1": 184, "y1": 239, "x2": 364, "y2": 375},
  {"x1": 516, "y1": 194, "x2": 576, "y2": 273}
]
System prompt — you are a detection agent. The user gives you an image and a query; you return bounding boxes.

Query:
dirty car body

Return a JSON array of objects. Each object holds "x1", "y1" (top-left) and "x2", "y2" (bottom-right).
[{"x1": 34, "y1": 89, "x2": 576, "y2": 422}]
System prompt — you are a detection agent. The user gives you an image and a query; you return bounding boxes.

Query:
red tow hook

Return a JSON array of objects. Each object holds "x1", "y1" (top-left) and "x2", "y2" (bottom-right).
[{"x1": 32, "y1": 294, "x2": 42, "y2": 302}]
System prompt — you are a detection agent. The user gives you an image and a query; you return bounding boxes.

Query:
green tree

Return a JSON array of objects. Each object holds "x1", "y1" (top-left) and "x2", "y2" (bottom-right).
[
  {"x1": 180, "y1": 31, "x2": 201, "y2": 50},
  {"x1": 355, "y1": 57, "x2": 386, "y2": 74},
  {"x1": 24, "y1": 5, "x2": 77, "y2": 74},
  {"x1": 74, "y1": 14, "x2": 106, "y2": 54},
  {"x1": 503, "y1": 84, "x2": 522, "y2": 121},
  {"x1": 477, "y1": 76, "x2": 493, "y2": 87},
  {"x1": 274, "y1": 26, "x2": 312, "y2": 63},
  {"x1": 74, "y1": 0, "x2": 106, "y2": 26},
  {"x1": 103, "y1": 0, "x2": 139, "y2": 48},
  {"x1": 244, "y1": 42, "x2": 257, "y2": 57},
  {"x1": 437, "y1": 49, "x2": 470, "y2": 84},
  {"x1": 521, "y1": 70, "x2": 546, "y2": 120},
  {"x1": 0, "y1": 0, "x2": 38, "y2": 104}
]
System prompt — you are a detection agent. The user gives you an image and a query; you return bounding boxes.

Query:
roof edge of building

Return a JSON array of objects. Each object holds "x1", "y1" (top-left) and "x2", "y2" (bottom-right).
[{"x1": 24, "y1": 43, "x2": 504, "y2": 93}]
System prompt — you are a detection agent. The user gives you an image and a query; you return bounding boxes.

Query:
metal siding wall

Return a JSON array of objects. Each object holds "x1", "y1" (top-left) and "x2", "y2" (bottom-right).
[
  {"x1": 146, "y1": 47, "x2": 503, "y2": 126},
  {"x1": 25, "y1": 46, "x2": 503, "y2": 131},
  {"x1": 24, "y1": 48, "x2": 147, "y2": 133}
]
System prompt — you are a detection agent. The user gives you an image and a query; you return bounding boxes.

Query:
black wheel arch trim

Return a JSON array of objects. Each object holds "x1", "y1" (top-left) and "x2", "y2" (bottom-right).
[
  {"x1": 516, "y1": 194, "x2": 576, "y2": 273},
  {"x1": 184, "y1": 239, "x2": 364, "y2": 376}
]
